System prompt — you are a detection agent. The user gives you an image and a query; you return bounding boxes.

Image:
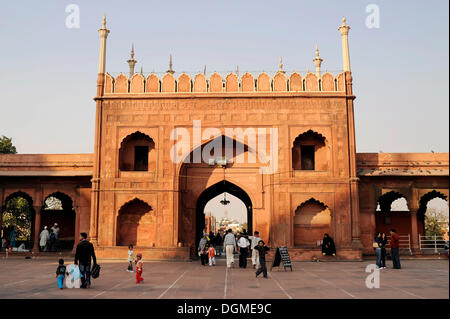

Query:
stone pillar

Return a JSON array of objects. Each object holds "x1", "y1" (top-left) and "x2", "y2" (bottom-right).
[
  {"x1": 410, "y1": 211, "x2": 420, "y2": 254},
  {"x1": 72, "y1": 207, "x2": 81, "y2": 253},
  {"x1": 32, "y1": 206, "x2": 41, "y2": 252}
]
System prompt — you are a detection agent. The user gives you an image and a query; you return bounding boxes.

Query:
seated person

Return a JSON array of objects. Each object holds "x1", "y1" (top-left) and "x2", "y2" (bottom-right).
[{"x1": 322, "y1": 233, "x2": 336, "y2": 256}]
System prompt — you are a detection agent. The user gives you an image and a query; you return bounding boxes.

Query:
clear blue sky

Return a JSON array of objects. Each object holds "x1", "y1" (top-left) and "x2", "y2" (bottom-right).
[{"x1": 0, "y1": 0, "x2": 448, "y2": 153}]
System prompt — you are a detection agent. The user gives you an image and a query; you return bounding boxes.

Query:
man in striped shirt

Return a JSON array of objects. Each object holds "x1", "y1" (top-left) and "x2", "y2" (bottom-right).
[{"x1": 223, "y1": 229, "x2": 236, "y2": 268}]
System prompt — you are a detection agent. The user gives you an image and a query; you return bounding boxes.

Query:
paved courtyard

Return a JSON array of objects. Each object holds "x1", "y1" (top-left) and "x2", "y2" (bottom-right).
[{"x1": 0, "y1": 257, "x2": 447, "y2": 299}]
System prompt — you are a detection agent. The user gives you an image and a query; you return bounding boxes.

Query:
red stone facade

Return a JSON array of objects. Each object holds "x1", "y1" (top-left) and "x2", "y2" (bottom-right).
[{"x1": 0, "y1": 22, "x2": 448, "y2": 261}]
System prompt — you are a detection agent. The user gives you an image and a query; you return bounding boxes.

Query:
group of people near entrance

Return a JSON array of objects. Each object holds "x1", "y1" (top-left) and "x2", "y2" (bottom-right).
[
  {"x1": 39, "y1": 223, "x2": 60, "y2": 252},
  {"x1": 199, "y1": 229, "x2": 270, "y2": 278},
  {"x1": 374, "y1": 229, "x2": 401, "y2": 269}
]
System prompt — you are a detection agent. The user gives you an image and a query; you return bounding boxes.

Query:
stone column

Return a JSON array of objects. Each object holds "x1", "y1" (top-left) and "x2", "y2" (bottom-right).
[
  {"x1": 32, "y1": 206, "x2": 41, "y2": 252},
  {"x1": 410, "y1": 211, "x2": 420, "y2": 254},
  {"x1": 72, "y1": 206, "x2": 81, "y2": 253}
]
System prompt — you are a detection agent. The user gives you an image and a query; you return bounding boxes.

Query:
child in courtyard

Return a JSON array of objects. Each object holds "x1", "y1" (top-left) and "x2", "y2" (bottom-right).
[
  {"x1": 55, "y1": 258, "x2": 67, "y2": 289},
  {"x1": 135, "y1": 253, "x2": 144, "y2": 283},
  {"x1": 127, "y1": 244, "x2": 134, "y2": 272},
  {"x1": 208, "y1": 243, "x2": 216, "y2": 266}
]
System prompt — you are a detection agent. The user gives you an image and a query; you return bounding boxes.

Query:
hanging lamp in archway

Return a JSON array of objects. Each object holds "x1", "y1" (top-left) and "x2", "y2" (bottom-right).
[{"x1": 220, "y1": 192, "x2": 230, "y2": 205}]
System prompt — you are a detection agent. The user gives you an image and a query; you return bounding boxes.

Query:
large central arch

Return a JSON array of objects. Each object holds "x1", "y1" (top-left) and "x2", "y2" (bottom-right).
[
  {"x1": 177, "y1": 134, "x2": 261, "y2": 258},
  {"x1": 195, "y1": 180, "x2": 253, "y2": 247}
]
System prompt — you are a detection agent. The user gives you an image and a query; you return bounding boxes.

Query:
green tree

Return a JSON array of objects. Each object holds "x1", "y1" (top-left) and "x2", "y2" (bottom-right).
[
  {"x1": 0, "y1": 136, "x2": 17, "y2": 154},
  {"x1": 2, "y1": 197, "x2": 32, "y2": 241},
  {"x1": 424, "y1": 207, "x2": 448, "y2": 237}
]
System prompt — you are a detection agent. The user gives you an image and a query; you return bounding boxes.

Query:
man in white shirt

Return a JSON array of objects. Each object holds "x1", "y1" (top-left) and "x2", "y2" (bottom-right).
[
  {"x1": 237, "y1": 234, "x2": 250, "y2": 268},
  {"x1": 223, "y1": 229, "x2": 236, "y2": 268},
  {"x1": 248, "y1": 231, "x2": 262, "y2": 269}
]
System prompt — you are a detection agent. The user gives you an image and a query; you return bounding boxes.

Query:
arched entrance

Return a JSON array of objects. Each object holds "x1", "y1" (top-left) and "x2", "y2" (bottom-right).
[
  {"x1": 196, "y1": 180, "x2": 252, "y2": 249},
  {"x1": 177, "y1": 135, "x2": 261, "y2": 258},
  {"x1": 2, "y1": 191, "x2": 34, "y2": 249},
  {"x1": 42, "y1": 192, "x2": 76, "y2": 250}
]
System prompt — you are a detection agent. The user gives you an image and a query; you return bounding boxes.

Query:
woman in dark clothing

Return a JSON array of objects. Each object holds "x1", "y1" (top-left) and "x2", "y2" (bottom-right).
[
  {"x1": 379, "y1": 232, "x2": 387, "y2": 269},
  {"x1": 255, "y1": 240, "x2": 270, "y2": 278},
  {"x1": 321, "y1": 233, "x2": 336, "y2": 256}
]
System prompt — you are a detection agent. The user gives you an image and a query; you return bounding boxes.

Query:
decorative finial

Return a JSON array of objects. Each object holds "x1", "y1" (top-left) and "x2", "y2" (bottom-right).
[
  {"x1": 342, "y1": 17, "x2": 347, "y2": 26},
  {"x1": 203, "y1": 65, "x2": 207, "y2": 75},
  {"x1": 315, "y1": 44, "x2": 320, "y2": 58},
  {"x1": 102, "y1": 15, "x2": 107, "y2": 29},
  {"x1": 167, "y1": 55, "x2": 174, "y2": 74},
  {"x1": 140, "y1": 66, "x2": 143, "y2": 75},
  {"x1": 131, "y1": 43, "x2": 135, "y2": 59},
  {"x1": 236, "y1": 65, "x2": 239, "y2": 76}
]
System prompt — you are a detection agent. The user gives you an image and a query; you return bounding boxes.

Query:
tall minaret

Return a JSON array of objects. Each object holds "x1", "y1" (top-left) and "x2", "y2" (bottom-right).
[
  {"x1": 167, "y1": 55, "x2": 175, "y2": 74},
  {"x1": 278, "y1": 56, "x2": 285, "y2": 73},
  {"x1": 313, "y1": 44, "x2": 323, "y2": 76},
  {"x1": 338, "y1": 17, "x2": 351, "y2": 72},
  {"x1": 127, "y1": 44, "x2": 137, "y2": 78},
  {"x1": 97, "y1": 15, "x2": 110, "y2": 74}
]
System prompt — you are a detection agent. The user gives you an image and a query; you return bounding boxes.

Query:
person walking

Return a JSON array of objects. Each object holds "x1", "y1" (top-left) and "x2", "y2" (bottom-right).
[
  {"x1": 51, "y1": 223, "x2": 60, "y2": 251},
  {"x1": 198, "y1": 234, "x2": 209, "y2": 266},
  {"x1": 215, "y1": 231, "x2": 224, "y2": 256},
  {"x1": 48, "y1": 230, "x2": 57, "y2": 252},
  {"x1": 74, "y1": 232, "x2": 97, "y2": 288},
  {"x1": 135, "y1": 253, "x2": 144, "y2": 284},
  {"x1": 380, "y1": 232, "x2": 387, "y2": 269},
  {"x1": 51, "y1": 223, "x2": 60, "y2": 240},
  {"x1": 223, "y1": 229, "x2": 236, "y2": 268},
  {"x1": 55, "y1": 258, "x2": 67, "y2": 289},
  {"x1": 255, "y1": 240, "x2": 270, "y2": 279},
  {"x1": 208, "y1": 244, "x2": 216, "y2": 266},
  {"x1": 374, "y1": 232, "x2": 382, "y2": 269},
  {"x1": 127, "y1": 244, "x2": 134, "y2": 272},
  {"x1": 248, "y1": 231, "x2": 262, "y2": 269},
  {"x1": 39, "y1": 226, "x2": 49, "y2": 252},
  {"x1": 237, "y1": 234, "x2": 250, "y2": 268},
  {"x1": 389, "y1": 229, "x2": 401, "y2": 269}
]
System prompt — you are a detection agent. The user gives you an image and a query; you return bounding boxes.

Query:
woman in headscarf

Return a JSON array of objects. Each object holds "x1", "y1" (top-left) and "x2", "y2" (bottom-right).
[{"x1": 321, "y1": 233, "x2": 336, "y2": 256}]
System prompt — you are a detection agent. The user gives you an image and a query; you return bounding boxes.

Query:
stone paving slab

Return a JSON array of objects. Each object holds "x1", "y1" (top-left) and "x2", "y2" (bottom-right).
[{"x1": 0, "y1": 258, "x2": 447, "y2": 299}]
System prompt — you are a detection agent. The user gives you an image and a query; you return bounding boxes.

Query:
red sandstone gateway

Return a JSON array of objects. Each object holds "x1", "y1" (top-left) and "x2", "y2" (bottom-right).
[{"x1": 0, "y1": 17, "x2": 448, "y2": 260}]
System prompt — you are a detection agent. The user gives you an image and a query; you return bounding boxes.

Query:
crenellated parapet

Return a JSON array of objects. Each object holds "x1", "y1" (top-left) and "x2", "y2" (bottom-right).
[{"x1": 103, "y1": 70, "x2": 346, "y2": 94}]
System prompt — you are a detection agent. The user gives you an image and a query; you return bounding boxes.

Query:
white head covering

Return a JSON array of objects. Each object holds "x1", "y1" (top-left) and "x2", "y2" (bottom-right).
[
  {"x1": 54, "y1": 223, "x2": 58, "y2": 226},
  {"x1": 44, "y1": 226, "x2": 47, "y2": 229}
]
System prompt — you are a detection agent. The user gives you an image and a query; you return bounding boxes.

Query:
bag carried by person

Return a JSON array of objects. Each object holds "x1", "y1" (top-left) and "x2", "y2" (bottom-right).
[
  {"x1": 91, "y1": 263, "x2": 101, "y2": 279},
  {"x1": 372, "y1": 242, "x2": 379, "y2": 248},
  {"x1": 65, "y1": 264, "x2": 82, "y2": 288}
]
